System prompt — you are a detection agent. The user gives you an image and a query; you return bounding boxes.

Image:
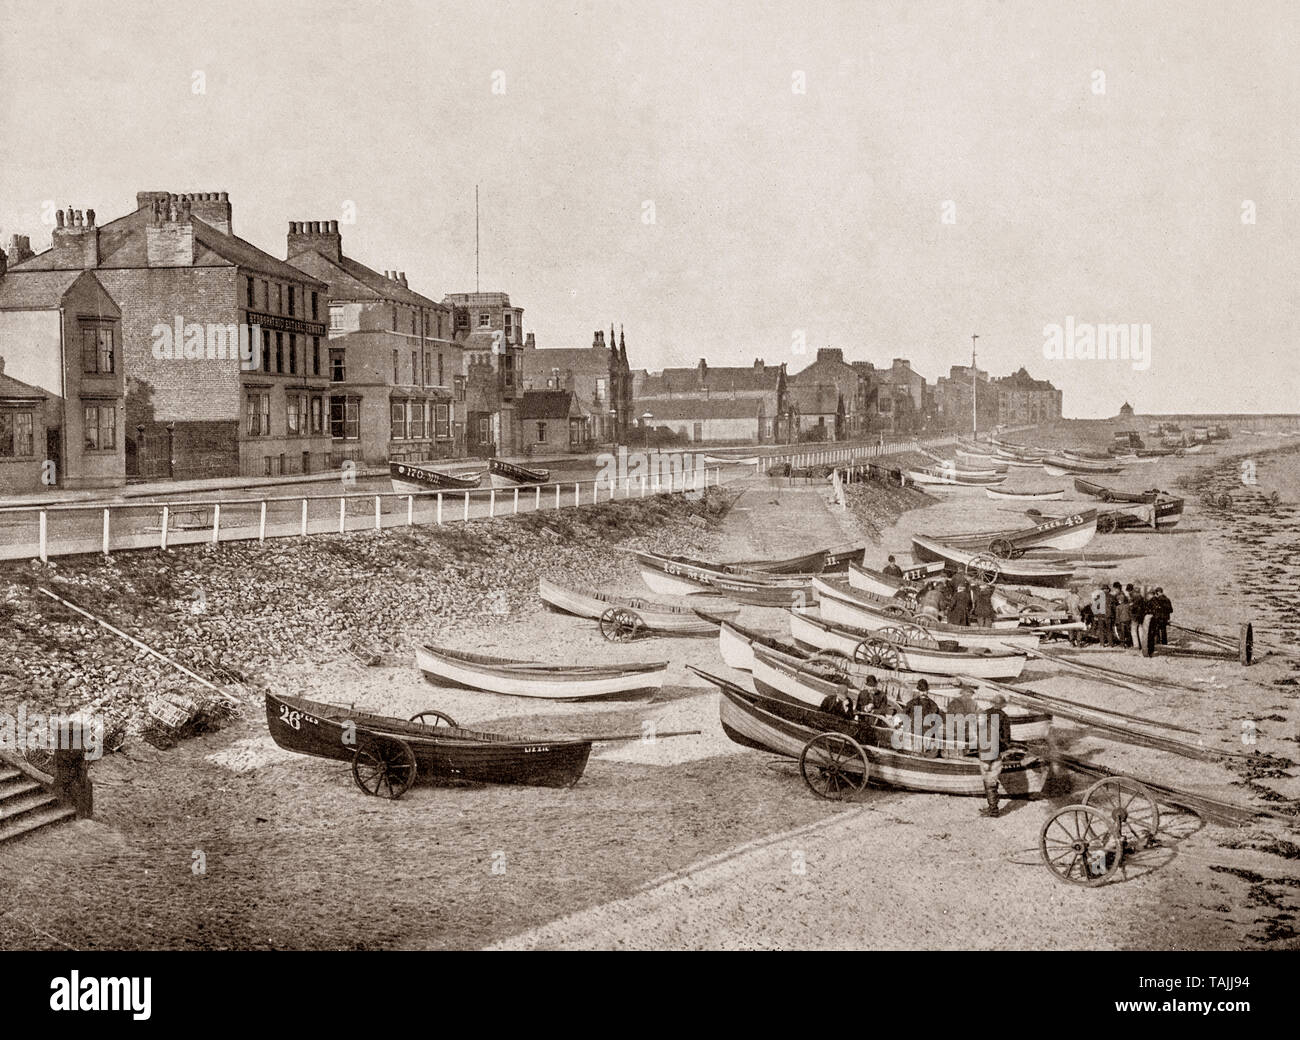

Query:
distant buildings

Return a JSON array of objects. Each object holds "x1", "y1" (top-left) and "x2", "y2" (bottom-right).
[
  {"x1": 992, "y1": 367, "x2": 1063, "y2": 425},
  {"x1": 633, "y1": 358, "x2": 791, "y2": 443},
  {"x1": 521, "y1": 327, "x2": 631, "y2": 445},
  {"x1": 443, "y1": 292, "x2": 527, "y2": 457}
]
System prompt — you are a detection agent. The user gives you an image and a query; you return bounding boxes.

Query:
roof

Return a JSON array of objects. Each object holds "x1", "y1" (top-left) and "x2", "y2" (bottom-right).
[
  {"x1": 288, "y1": 249, "x2": 442, "y2": 308},
  {"x1": 635, "y1": 397, "x2": 762, "y2": 421},
  {"x1": 519, "y1": 390, "x2": 576, "y2": 419},
  {"x1": 789, "y1": 384, "x2": 842, "y2": 414},
  {"x1": 0, "y1": 370, "x2": 47, "y2": 400},
  {"x1": 443, "y1": 292, "x2": 514, "y2": 307},
  {"x1": 12, "y1": 207, "x2": 327, "y2": 287},
  {"x1": 0, "y1": 269, "x2": 86, "y2": 309},
  {"x1": 639, "y1": 363, "x2": 781, "y2": 397},
  {"x1": 995, "y1": 367, "x2": 1058, "y2": 392}
]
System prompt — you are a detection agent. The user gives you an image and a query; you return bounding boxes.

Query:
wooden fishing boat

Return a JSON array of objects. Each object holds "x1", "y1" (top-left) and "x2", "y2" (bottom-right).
[
  {"x1": 905, "y1": 466, "x2": 1006, "y2": 487},
  {"x1": 846, "y1": 561, "x2": 1051, "y2": 619},
  {"x1": 750, "y1": 645, "x2": 1050, "y2": 740},
  {"x1": 1072, "y1": 478, "x2": 1161, "y2": 503},
  {"x1": 788, "y1": 609, "x2": 1030, "y2": 678},
  {"x1": 265, "y1": 690, "x2": 592, "y2": 795},
  {"x1": 956, "y1": 448, "x2": 1003, "y2": 466},
  {"x1": 390, "y1": 461, "x2": 484, "y2": 493},
  {"x1": 1029, "y1": 496, "x2": 1184, "y2": 531},
  {"x1": 920, "y1": 449, "x2": 1008, "y2": 474},
  {"x1": 416, "y1": 644, "x2": 668, "y2": 700},
  {"x1": 696, "y1": 671, "x2": 1049, "y2": 798},
  {"x1": 1001, "y1": 456, "x2": 1046, "y2": 469},
  {"x1": 913, "y1": 510, "x2": 1097, "y2": 558},
  {"x1": 636, "y1": 551, "x2": 818, "y2": 605},
  {"x1": 539, "y1": 577, "x2": 738, "y2": 634},
  {"x1": 908, "y1": 536, "x2": 1075, "y2": 587},
  {"x1": 985, "y1": 486, "x2": 1065, "y2": 501},
  {"x1": 488, "y1": 457, "x2": 550, "y2": 487},
  {"x1": 1040, "y1": 454, "x2": 1122, "y2": 476},
  {"x1": 708, "y1": 615, "x2": 808, "y2": 671},
  {"x1": 726, "y1": 544, "x2": 866, "y2": 574},
  {"x1": 1062, "y1": 448, "x2": 1116, "y2": 462},
  {"x1": 703, "y1": 453, "x2": 759, "y2": 466}
]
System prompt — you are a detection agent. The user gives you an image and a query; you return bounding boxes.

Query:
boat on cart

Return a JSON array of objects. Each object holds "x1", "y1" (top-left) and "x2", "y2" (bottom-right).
[
  {"x1": 985, "y1": 486, "x2": 1065, "y2": 501},
  {"x1": 750, "y1": 645, "x2": 1050, "y2": 740},
  {"x1": 695, "y1": 669, "x2": 1049, "y2": 798},
  {"x1": 635, "y1": 551, "x2": 818, "y2": 605},
  {"x1": 650, "y1": 544, "x2": 864, "y2": 578},
  {"x1": 908, "y1": 535, "x2": 1075, "y2": 587},
  {"x1": 1029, "y1": 496, "x2": 1184, "y2": 531},
  {"x1": 265, "y1": 691, "x2": 592, "y2": 797},
  {"x1": 846, "y1": 562, "x2": 1071, "y2": 621},
  {"x1": 539, "y1": 578, "x2": 738, "y2": 635},
  {"x1": 488, "y1": 457, "x2": 550, "y2": 487},
  {"x1": 416, "y1": 644, "x2": 668, "y2": 700},
  {"x1": 906, "y1": 466, "x2": 1006, "y2": 487},
  {"x1": 1073, "y1": 478, "x2": 1162, "y2": 503},
  {"x1": 390, "y1": 461, "x2": 484, "y2": 493},
  {"x1": 807, "y1": 582, "x2": 1050, "y2": 649},
  {"x1": 788, "y1": 609, "x2": 1030, "y2": 678},
  {"x1": 911, "y1": 510, "x2": 1097, "y2": 559}
]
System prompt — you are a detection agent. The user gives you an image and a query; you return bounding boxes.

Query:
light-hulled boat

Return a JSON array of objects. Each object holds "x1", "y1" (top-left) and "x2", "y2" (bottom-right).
[
  {"x1": 488, "y1": 458, "x2": 550, "y2": 487},
  {"x1": 416, "y1": 644, "x2": 668, "y2": 700},
  {"x1": 906, "y1": 467, "x2": 1006, "y2": 487},
  {"x1": 985, "y1": 486, "x2": 1065, "y2": 501},
  {"x1": 539, "y1": 578, "x2": 738, "y2": 634},
  {"x1": 908, "y1": 536, "x2": 1075, "y2": 587},
  {"x1": 911, "y1": 510, "x2": 1097, "y2": 558},
  {"x1": 390, "y1": 461, "x2": 484, "y2": 493}
]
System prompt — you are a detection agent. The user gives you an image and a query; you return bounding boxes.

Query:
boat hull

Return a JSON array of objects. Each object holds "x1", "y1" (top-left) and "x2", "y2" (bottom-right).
[
  {"x1": 265, "y1": 692, "x2": 592, "y2": 788},
  {"x1": 488, "y1": 458, "x2": 550, "y2": 486},
  {"x1": 539, "y1": 577, "x2": 737, "y2": 634},
  {"x1": 390, "y1": 461, "x2": 483, "y2": 493},
  {"x1": 909, "y1": 536, "x2": 1075, "y2": 587},
  {"x1": 416, "y1": 645, "x2": 667, "y2": 700}
]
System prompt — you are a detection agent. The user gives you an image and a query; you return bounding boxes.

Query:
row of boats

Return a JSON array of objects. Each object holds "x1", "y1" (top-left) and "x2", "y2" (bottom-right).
[
  {"x1": 389, "y1": 457, "x2": 552, "y2": 493},
  {"x1": 904, "y1": 436, "x2": 1183, "y2": 488}
]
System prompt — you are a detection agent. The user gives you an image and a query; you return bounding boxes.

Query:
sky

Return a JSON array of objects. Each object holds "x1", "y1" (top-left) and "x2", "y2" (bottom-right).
[{"x1": 1, "y1": 0, "x2": 1295, "y2": 416}]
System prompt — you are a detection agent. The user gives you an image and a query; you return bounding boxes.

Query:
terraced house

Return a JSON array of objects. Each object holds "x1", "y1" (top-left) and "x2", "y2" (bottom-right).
[
  {"x1": 285, "y1": 221, "x2": 463, "y2": 466},
  {"x1": 3, "y1": 192, "x2": 331, "y2": 481}
]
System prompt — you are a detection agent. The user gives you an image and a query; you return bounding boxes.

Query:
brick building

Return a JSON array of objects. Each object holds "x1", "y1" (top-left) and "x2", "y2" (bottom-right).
[
  {"x1": 6, "y1": 192, "x2": 332, "y2": 481},
  {"x1": 633, "y1": 358, "x2": 790, "y2": 442},
  {"x1": 934, "y1": 364, "x2": 999, "y2": 433},
  {"x1": 636, "y1": 396, "x2": 765, "y2": 444},
  {"x1": 993, "y1": 367, "x2": 1062, "y2": 424},
  {"x1": 517, "y1": 390, "x2": 591, "y2": 453},
  {"x1": 788, "y1": 348, "x2": 872, "y2": 440},
  {"x1": 0, "y1": 266, "x2": 125, "y2": 489},
  {"x1": 0, "y1": 359, "x2": 50, "y2": 493},
  {"x1": 443, "y1": 292, "x2": 526, "y2": 457},
  {"x1": 285, "y1": 221, "x2": 463, "y2": 466},
  {"x1": 521, "y1": 327, "x2": 631, "y2": 445}
]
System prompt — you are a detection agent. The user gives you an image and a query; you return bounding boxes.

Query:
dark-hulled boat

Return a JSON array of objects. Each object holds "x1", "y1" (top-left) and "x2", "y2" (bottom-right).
[
  {"x1": 390, "y1": 461, "x2": 484, "y2": 493},
  {"x1": 1073, "y1": 477, "x2": 1161, "y2": 503},
  {"x1": 265, "y1": 691, "x2": 591, "y2": 795},
  {"x1": 489, "y1": 457, "x2": 551, "y2": 487}
]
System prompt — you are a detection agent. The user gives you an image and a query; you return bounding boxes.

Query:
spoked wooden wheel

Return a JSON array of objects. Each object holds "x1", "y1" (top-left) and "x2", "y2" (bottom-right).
[
  {"x1": 351, "y1": 735, "x2": 417, "y2": 799},
  {"x1": 854, "y1": 638, "x2": 900, "y2": 669},
  {"x1": 599, "y1": 607, "x2": 644, "y2": 642},
  {"x1": 966, "y1": 554, "x2": 1001, "y2": 584},
  {"x1": 1082, "y1": 777, "x2": 1160, "y2": 849},
  {"x1": 799, "y1": 732, "x2": 870, "y2": 800},
  {"x1": 989, "y1": 537, "x2": 1016, "y2": 560},
  {"x1": 409, "y1": 710, "x2": 458, "y2": 728},
  {"x1": 1039, "y1": 804, "x2": 1124, "y2": 886},
  {"x1": 1097, "y1": 513, "x2": 1118, "y2": 534}
]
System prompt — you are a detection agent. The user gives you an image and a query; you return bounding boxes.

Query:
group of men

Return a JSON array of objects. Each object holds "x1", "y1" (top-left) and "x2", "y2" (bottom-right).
[
  {"x1": 1064, "y1": 581, "x2": 1174, "y2": 654},
  {"x1": 881, "y1": 556, "x2": 997, "y2": 627},
  {"x1": 817, "y1": 675, "x2": 1016, "y2": 818}
]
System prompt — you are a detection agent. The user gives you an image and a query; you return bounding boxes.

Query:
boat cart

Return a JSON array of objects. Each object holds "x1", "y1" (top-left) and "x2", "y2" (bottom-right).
[
  {"x1": 598, "y1": 606, "x2": 647, "y2": 642},
  {"x1": 350, "y1": 710, "x2": 457, "y2": 800},
  {"x1": 1039, "y1": 776, "x2": 1161, "y2": 886}
]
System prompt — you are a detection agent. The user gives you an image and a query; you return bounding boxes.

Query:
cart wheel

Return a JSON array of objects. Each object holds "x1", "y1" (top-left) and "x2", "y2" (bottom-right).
[
  {"x1": 1097, "y1": 513, "x2": 1118, "y2": 534},
  {"x1": 1039, "y1": 804, "x2": 1125, "y2": 886},
  {"x1": 966, "y1": 554, "x2": 1001, "y2": 584},
  {"x1": 409, "y1": 710, "x2": 458, "y2": 729},
  {"x1": 854, "y1": 639, "x2": 900, "y2": 670},
  {"x1": 878, "y1": 626, "x2": 909, "y2": 646},
  {"x1": 1082, "y1": 776, "x2": 1160, "y2": 848},
  {"x1": 351, "y1": 735, "x2": 417, "y2": 799},
  {"x1": 799, "y1": 732, "x2": 870, "y2": 800},
  {"x1": 599, "y1": 607, "x2": 644, "y2": 642},
  {"x1": 989, "y1": 537, "x2": 1015, "y2": 560}
]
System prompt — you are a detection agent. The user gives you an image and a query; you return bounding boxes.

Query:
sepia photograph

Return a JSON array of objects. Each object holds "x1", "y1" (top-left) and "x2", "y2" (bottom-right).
[{"x1": 0, "y1": 0, "x2": 1295, "y2": 1007}]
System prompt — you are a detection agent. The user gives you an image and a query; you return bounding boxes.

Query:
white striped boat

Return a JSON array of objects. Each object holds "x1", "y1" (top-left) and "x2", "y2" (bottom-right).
[
  {"x1": 810, "y1": 579, "x2": 1046, "y2": 650},
  {"x1": 416, "y1": 644, "x2": 668, "y2": 700},
  {"x1": 789, "y1": 610, "x2": 1029, "y2": 679},
  {"x1": 985, "y1": 486, "x2": 1065, "y2": 501},
  {"x1": 905, "y1": 467, "x2": 1006, "y2": 487},
  {"x1": 539, "y1": 578, "x2": 738, "y2": 634},
  {"x1": 908, "y1": 536, "x2": 1075, "y2": 588},
  {"x1": 750, "y1": 645, "x2": 1050, "y2": 740},
  {"x1": 698, "y1": 669, "x2": 1049, "y2": 798}
]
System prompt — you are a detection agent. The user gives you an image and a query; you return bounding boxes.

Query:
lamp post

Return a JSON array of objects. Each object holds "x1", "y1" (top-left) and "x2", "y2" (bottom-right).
[{"x1": 641, "y1": 412, "x2": 653, "y2": 449}]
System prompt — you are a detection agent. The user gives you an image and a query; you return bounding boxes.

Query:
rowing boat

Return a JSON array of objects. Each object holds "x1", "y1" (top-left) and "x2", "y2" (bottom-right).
[
  {"x1": 1029, "y1": 496, "x2": 1184, "y2": 531},
  {"x1": 709, "y1": 615, "x2": 807, "y2": 671},
  {"x1": 636, "y1": 551, "x2": 818, "y2": 605},
  {"x1": 390, "y1": 461, "x2": 484, "y2": 493},
  {"x1": 1040, "y1": 454, "x2": 1122, "y2": 476},
  {"x1": 488, "y1": 457, "x2": 550, "y2": 487},
  {"x1": 539, "y1": 577, "x2": 738, "y2": 634},
  {"x1": 265, "y1": 691, "x2": 592, "y2": 792},
  {"x1": 415, "y1": 644, "x2": 668, "y2": 700},
  {"x1": 788, "y1": 609, "x2": 1030, "y2": 678},
  {"x1": 808, "y1": 581, "x2": 1049, "y2": 648},
  {"x1": 920, "y1": 449, "x2": 1008, "y2": 474},
  {"x1": 912, "y1": 510, "x2": 1097, "y2": 558},
  {"x1": 1072, "y1": 477, "x2": 1161, "y2": 503},
  {"x1": 906, "y1": 467, "x2": 1006, "y2": 487},
  {"x1": 846, "y1": 562, "x2": 1038, "y2": 617},
  {"x1": 696, "y1": 671, "x2": 1049, "y2": 797},
  {"x1": 750, "y1": 645, "x2": 1050, "y2": 740},
  {"x1": 908, "y1": 536, "x2": 1075, "y2": 587},
  {"x1": 656, "y1": 544, "x2": 864, "y2": 577},
  {"x1": 985, "y1": 486, "x2": 1065, "y2": 501}
]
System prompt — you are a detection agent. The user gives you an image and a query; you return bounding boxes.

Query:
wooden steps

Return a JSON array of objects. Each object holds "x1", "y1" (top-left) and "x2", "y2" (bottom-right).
[{"x1": 0, "y1": 763, "x2": 78, "y2": 847}]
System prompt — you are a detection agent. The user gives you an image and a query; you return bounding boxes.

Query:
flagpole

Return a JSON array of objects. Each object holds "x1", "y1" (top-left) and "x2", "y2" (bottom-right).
[{"x1": 970, "y1": 333, "x2": 979, "y2": 436}]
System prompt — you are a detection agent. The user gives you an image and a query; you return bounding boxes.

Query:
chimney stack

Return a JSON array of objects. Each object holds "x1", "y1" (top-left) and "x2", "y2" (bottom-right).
[
  {"x1": 398, "y1": 272, "x2": 407, "y2": 287},
  {"x1": 7, "y1": 235, "x2": 34, "y2": 266},
  {"x1": 51, "y1": 204, "x2": 100, "y2": 268},
  {"x1": 286, "y1": 218, "x2": 343, "y2": 263},
  {"x1": 137, "y1": 191, "x2": 231, "y2": 234}
]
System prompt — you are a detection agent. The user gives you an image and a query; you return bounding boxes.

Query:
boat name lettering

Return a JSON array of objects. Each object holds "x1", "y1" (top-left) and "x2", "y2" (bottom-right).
[
  {"x1": 522, "y1": 745, "x2": 552, "y2": 753},
  {"x1": 1035, "y1": 514, "x2": 1083, "y2": 531}
]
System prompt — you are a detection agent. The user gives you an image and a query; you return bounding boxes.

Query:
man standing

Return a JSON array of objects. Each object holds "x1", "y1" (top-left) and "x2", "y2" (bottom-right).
[
  {"x1": 971, "y1": 581, "x2": 996, "y2": 627},
  {"x1": 1142, "y1": 584, "x2": 1159, "y2": 657},
  {"x1": 1153, "y1": 587, "x2": 1172, "y2": 645},
  {"x1": 1090, "y1": 583, "x2": 1112, "y2": 646},
  {"x1": 945, "y1": 679, "x2": 980, "y2": 758},
  {"x1": 977, "y1": 694, "x2": 1014, "y2": 818},
  {"x1": 1127, "y1": 584, "x2": 1146, "y2": 651},
  {"x1": 882, "y1": 555, "x2": 904, "y2": 578},
  {"x1": 946, "y1": 576, "x2": 972, "y2": 626},
  {"x1": 1113, "y1": 583, "x2": 1131, "y2": 648}
]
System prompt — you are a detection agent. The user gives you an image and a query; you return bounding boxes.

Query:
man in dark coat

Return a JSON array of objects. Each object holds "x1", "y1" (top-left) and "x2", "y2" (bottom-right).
[
  {"x1": 882, "y1": 555, "x2": 904, "y2": 578},
  {"x1": 1127, "y1": 583, "x2": 1146, "y2": 651},
  {"x1": 946, "y1": 576, "x2": 972, "y2": 626},
  {"x1": 818, "y1": 687, "x2": 855, "y2": 719},
  {"x1": 1152, "y1": 587, "x2": 1172, "y2": 645},
  {"x1": 971, "y1": 582, "x2": 996, "y2": 627}
]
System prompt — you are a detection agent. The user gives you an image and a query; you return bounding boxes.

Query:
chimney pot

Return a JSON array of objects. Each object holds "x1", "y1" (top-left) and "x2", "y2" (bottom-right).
[
  {"x1": 329, "y1": 219, "x2": 338, "y2": 232},
  {"x1": 219, "y1": 191, "x2": 228, "y2": 202},
  {"x1": 56, "y1": 209, "x2": 65, "y2": 228}
]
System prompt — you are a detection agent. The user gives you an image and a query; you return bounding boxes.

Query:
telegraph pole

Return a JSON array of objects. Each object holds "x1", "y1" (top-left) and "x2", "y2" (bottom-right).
[{"x1": 970, "y1": 333, "x2": 979, "y2": 436}]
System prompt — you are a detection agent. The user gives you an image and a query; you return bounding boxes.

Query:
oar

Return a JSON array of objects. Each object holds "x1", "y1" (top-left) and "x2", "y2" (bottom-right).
[
  {"x1": 38, "y1": 587, "x2": 240, "y2": 706},
  {"x1": 586, "y1": 729, "x2": 703, "y2": 743}
]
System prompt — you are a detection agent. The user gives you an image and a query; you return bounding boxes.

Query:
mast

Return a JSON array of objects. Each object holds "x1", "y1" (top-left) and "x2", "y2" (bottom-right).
[
  {"x1": 970, "y1": 333, "x2": 979, "y2": 436},
  {"x1": 475, "y1": 185, "x2": 480, "y2": 293}
]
